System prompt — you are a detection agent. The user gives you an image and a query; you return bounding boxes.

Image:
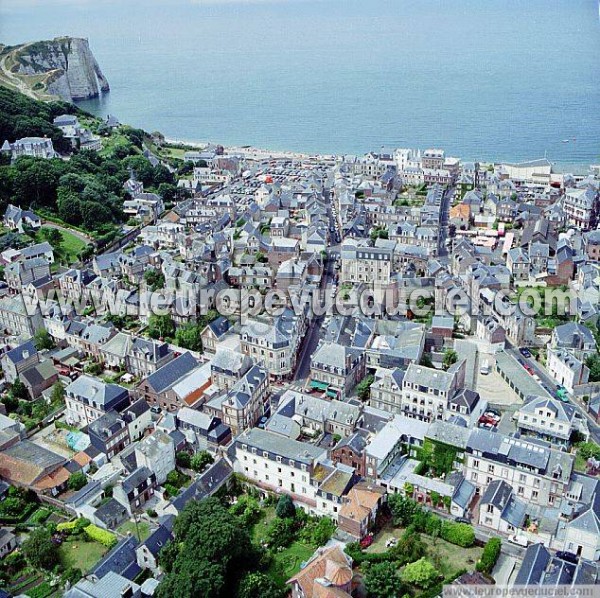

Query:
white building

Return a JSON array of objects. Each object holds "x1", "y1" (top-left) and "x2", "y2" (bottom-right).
[{"x1": 134, "y1": 429, "x2": 175, "y2": 485}]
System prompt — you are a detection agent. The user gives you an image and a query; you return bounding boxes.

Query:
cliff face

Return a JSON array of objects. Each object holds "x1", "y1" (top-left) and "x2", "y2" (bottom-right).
[{"x1": 0, "y1": 37, "x2": 109, "y2": 102}]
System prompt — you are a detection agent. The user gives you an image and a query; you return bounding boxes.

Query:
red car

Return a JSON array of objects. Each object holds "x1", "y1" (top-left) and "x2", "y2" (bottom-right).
[{"x1": 360, "y1": 535, "x2": 374, "y2": 548}]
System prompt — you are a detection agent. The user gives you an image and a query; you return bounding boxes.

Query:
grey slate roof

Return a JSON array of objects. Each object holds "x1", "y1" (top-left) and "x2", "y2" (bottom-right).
[{"x1": 145, "y1": 351, "x2": 197, "y2": 393}]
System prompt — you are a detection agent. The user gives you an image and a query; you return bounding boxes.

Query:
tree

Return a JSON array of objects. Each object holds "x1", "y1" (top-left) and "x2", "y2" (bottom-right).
[
  {"x1": 443, "y1": 348, "x2": 458, "y2": 370},
  {"x1": 355, "y1": 374, "x2": 374, "y2": 402},
  {"x1": 190, "y1": 451, "x2": 214, "y2": 472},
  {"x1": 50, "y1": 381, "x2": 65, "y2": 404},
  {"x1": 34, "y1": 328, "x2": 55, "y2": 350},
  {"x1": 22, "y1": 528, "x2": 58, "y2": 570},
  {"x1": 586, "y1": 354, "x2": 600, "y2": 382},
  {"x1": 401, "y1": 557, "x2": 439, "y2": 589},
  {"x1": 420, "y1": 353, "x2": 434, "y2": 368},
  {"x1": 264, "y1": 517, "x2": 296, "y2": 549},
  {"x1": 158, "y1": 497, "x2": 255, "y2": 598},
  {"x1": 10, "y1": 378, "x2": 28, "y2": 401},
  {"x1": 174, "y1": 323, "x2": 203, "y2": 352},
  {"x1": 147, "y1": 313, "x2": 175, "y2": 340},
  {"x1": 144, "y1": 268, "x2": 165, "y2": 292},
  {"x1": 388, "y1": 493, "x2": 421, "y2": 527},
  {"x1": 364, "y1": 562, "x2": 405, "y2": 598},
  {"x1": 237, "y1": 572, "x2": 284, "y2": 598},
  {"x1": 176, "y1": 451, "x2": 191, "y2": 468},
  {"x1": 68, "y1": 471, "x2": 87, "y2": 491},
  {"x1": 276, "y1": 494, "x2": 296, "y2": 519},
  {"x1": 42, "y1": 227, "x2": 62, "y2": 246}
]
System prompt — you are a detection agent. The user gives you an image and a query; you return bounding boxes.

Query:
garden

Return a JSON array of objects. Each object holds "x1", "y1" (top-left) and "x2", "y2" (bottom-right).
[
  {"x1": 0, "y1": 515, "x2": 117, "y2": 597},
  {"x1": 344, "y1": 494, "x2": 501, "y2": 598}
]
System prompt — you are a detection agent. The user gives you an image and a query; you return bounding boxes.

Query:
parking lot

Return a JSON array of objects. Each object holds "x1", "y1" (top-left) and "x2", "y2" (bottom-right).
[{"x1": 475, "y1": 355, "x2": 522, "y2": 407}]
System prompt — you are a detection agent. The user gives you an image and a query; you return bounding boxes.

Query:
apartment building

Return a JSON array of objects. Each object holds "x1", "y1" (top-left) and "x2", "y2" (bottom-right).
[
  {"x1": 240, "y1": 308, "x2": 306, "y2": 380},
  {"x1": 399, "y1": 363, "x2": 461, "y2": 422},
  {"x1": 232, "y1": 428, "x2": 326, "y2": 512},
  {"x1": 515, "y1": 396, "x2": 584, "y2": 448},
  {"x1": 340, "y1": 239, "x2": 392, "y2": 285},
  {"x1": 464, "y1": 429, "x2": 574, "y2": 508},
  {"x1": 309, "y1": 341, "x2": 365, "y2": 398},
  {"x1": 563, "y1": 187, "x2": 599, "y2": 230}
]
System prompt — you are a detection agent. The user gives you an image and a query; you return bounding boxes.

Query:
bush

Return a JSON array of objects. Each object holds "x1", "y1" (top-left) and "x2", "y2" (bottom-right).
[
  {"x1": 275, "y1": 494, "x2": 296, "y2": 519},
  {"x1": 440, "y1": 521, "x2": 475, "y2": 547},
  {"x1": 57, "y1": 517, "x2": 90, "y2": 535},
  {"x1": 84, "y1": 524, "x2": 117, "y2": 547},
  {"x1": 477, "y1": 537, "x2": 502, "y2": 573},
  {"x1": 68, "y1": 471, "x2": 87, "y2": 491},
  {"x1": 26, "y1": 582, "x2": 54, "y2": 598},
  {"x1": 176, "y1": 451, "x2": 191, "y2": 468},
  {"x1": 230, "y1": 495, "x2": 262, "y2": 526}
]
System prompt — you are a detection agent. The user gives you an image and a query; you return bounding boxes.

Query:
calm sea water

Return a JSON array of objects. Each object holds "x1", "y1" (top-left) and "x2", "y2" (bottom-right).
[{"x1": 1, "y1": 0, "x2": 599, "y2": 167}]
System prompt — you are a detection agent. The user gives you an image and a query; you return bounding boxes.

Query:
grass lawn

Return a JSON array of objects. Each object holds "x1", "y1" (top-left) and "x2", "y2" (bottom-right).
[
  {"x1": 58, "y1": 539, "x2": 107, "y2": 573},
  {"x1": 117, "y1": 520, "x2": 152, "y2": 541},
  {"x1": 36, "y1": 227, "x2": 87, "y2": 264},
  {"x1": 251, "y1": 506, "x2": 276, "y2": 544},
  {"x1": 574, "y1": 451, "x2": 589, "y2": 473},
  {"x1": 267, "y1": 541, "x2": 316, "y2": 586},
  {"x1": 367, "y1": 523, "x2": 482, "y2": 578}
]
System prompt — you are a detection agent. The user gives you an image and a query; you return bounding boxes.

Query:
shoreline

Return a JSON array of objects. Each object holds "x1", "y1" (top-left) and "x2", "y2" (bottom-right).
[{"x1": 161, "y1": 136, "x2": 596, "y2": 174}]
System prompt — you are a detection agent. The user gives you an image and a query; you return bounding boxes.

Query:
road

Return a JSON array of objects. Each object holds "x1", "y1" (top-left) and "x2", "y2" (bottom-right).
[
  {"x1": 293, "y1": 187, "x2": 338, "y2": 382},
  {"x1": 505, "y1": 344, "x2": 600, "y2": 443}
]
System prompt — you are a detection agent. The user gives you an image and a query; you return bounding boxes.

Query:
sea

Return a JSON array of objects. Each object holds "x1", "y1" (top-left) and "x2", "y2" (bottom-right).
[{"x1": 1, "y1": 0, "x2": 599, "y2": 169}]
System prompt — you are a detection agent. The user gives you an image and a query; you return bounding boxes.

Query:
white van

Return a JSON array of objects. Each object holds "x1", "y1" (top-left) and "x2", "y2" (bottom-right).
[
  {"x1": 508, "y1": 534, "x2": 529, "y2": 547},
  {"x1": 480, "y1": 360, "x2": 491, "y2": 375}
]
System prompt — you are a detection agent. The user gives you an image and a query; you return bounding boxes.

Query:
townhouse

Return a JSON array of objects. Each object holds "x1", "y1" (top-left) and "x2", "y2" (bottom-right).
[
  {"x1": 309, "y1": 341, "x2": 365, "y2": 398},
  {"x1": 65, "y1": 375, "x2": 130, "y2": 427}
]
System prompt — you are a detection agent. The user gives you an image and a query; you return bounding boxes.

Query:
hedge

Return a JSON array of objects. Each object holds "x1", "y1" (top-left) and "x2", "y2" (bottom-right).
[
  {"x1": 476, "y1": 537, "x2": 502, "y2": 573},
  {"x1": 57, "y1": 517, "x2": 90, "y2": 534},
  {"x1": 440, "y1": 521, "x2": 475, "y2": 547},
  {"x1": 345, "y1": 542, "x2": 398, "y2": 565},
  {"x1": 84, "y1": 524, "x2": 117, "y2": 547}
]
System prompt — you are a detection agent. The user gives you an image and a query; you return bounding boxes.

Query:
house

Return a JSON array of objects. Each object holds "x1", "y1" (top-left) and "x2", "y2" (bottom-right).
[
  {"x1": 562, "y1": 490, "x2": 600, "y2": 560},
  {"x1": 0, "y1": 528, "x2": 17, "y2": 558},
  {"x1": 232, "y1": 428, "x2": 327, "y2": 512},
  {"x1": 176, "y1": 407, "x2": 230, "y2": 450},
  {"x1": 583, "y1": 229, "x2": 600, "y2": 262},
  {"x1": 65, "y1": 375, "x2": 130, "y2": 427},
  {"x1": 330, "y1": 430, "x2": 369, "y2": 477},
  {"x1": 121, "y1": 399, "x2": 152, "y2": 442},
  {"x1": 65, "y1": 572, "x2": 141, "y2": 598},
  {"x1": 546, "y1": 348, "x2": 590, "y2": 393},
  {"x1": 92, "y1": 535, "x2": 141, "y2": 581},
  {"x1": 340, "y1": 238, "x2": 393, "y2": 285},
  {"x1": 200, "y1": 316, "x2": 232, "y2": 354},
  {"x1": 134, "y1": 430, "x2": 175, "y2": 485},
  {"x1": 563, "y1": 187, "x2": 599, "y2": 230},
  {"x1": 478, "y1": 480, "x2": 527, "y2": 534},
  {"x1": 286, "y1": 545, "x2": 353, "y2": 598},
  {"x1": 136, "y1": 352, "x2": 199, "y2": 411},
  {"x1": 88, "y1": 411, "x2": 131, "y2": 460},
  {"x1": 0, "y1": 339, "x2": 39, "y2": 384},
  {"x1": 135, "y1": 522, "x2": 173, "y2": 574},
  {"x1": 0, "y1": 294, "x2": 44, "y2": 336},
  {"x1": 399, "y1": 362, "x2": 462, "y2": 422},
  {"x1": 210, "y1": 347, "x2": 252, "y2": 391},
  {"x1": 3, "y1": 204, "x2": 41, "y2": 232},
  {"x1": 205, "y1": 364, "x2": 269, "y2": 436},
  {"x1": 551, "y1": 322, "x2": 596, "y2": 360},
  {"x1": 1, "y1": 137, "x2": 56, "y2": 161},
  {"x1": 20, "y1": 359, "x2": 59, "y2": 399},
  {"x1": 337, "y1": 482, "x2": 387, "y2": 539},
  {"x1": 113, "y1": 466, "x2": 157, "y2": 514}
]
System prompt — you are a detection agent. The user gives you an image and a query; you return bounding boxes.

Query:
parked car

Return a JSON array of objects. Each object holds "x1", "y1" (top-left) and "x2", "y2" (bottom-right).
[
  {"x1": 480, "y1": 361, "x2": 491, "y2": 375},
  {"x1": 508, "y1": 534, "x2": 529, "y2": 547},
  {"x1": 454, "y1": 516, "x2": 470, "y2": 524},
  {"x1": 519, "y1": 347, "x2": 532, "y2": 358}
]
